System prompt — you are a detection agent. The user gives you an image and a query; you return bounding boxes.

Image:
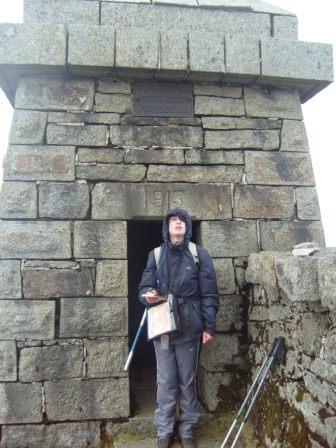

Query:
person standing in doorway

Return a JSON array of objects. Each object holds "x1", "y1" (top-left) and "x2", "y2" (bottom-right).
[{"x1": 138, "y1": 208, "x2": 219, "y2": 448}]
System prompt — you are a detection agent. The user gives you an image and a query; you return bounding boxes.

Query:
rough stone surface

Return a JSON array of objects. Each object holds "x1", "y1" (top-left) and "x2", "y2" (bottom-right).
[
  {"x1": 185, "y1": 149, "x2": 243, "y2": 165},
  {"x1": 1, "y1": 422, "x2": 101, "y2": 448},
  {"x1": 15, "y1": 78, "x2": 94, "y2": 111},
  {"x1": 296, "y1": 187, "x2": 321, "y2": 220},
  {"x1": 0, "y1": 300, "x2": 55, "y2": 340},
  {"x1": 46, "y1": 124, "x2": 108, "y2": 146},
  {"x1": 96, "y1": 260, "x2": 128, "y2": 297},
  {"x1": 273, "y1": 15, "x2": 298, "y2": 39},
  {"x1": 213, "y1": 259, "x2": 236, "y2": 294},
  {"x1": 77, "y1": 148, "x2": 124, "y2": 163},
  {"x1": 44, "y1": 377, "x2": 130, "y2": 420},
  {"x1": 111, "y1": 125, "x2": 203, "y2": 147},
  {"x1": 0, "y1": 341, "x2": 17, "y2": 381},
  {"x1": 234, "y1": 185, "x2": 295, "y2": 219},
  {"x1": 225, "y1": 35, "x2": 260, "y2": 76},
  {"x1": 48, "y1": 111, "x2": 120, "y2": 125},
  {"x1": 39, "y1": 181, "x2": 90, "y2": 219},
  {"x1": 200, "y1": 334, "x2": 241, "y2": 371},
  {"x1": 202, "y1": 116, "x2": 281, "y2": 130},
  {"x1": 95, "y1": 93, "x2": 132, "y2": 113},
  {"x1": 0, "y1": 383, "x2": 42, "y2": 424},
  {"x1": 74, "y1": 221, "x2": 127, "y2": 258},
  {"x1": 281, "y1": 120, "x2": 309, "y2": 152},
  {"x1": 124, "y1": 148, "x2": 185, "y2": 164},
  {"x1": 189, "y1": 32, "x2": 225, "y2": 74},
  {"x1": 194, "y1": 84, "x2": 242, "y2": 98},
  {"x1": 160, "y1": 30, "x2": 188, "y2": 73},
  {"x1": 0, "y1": 260, "x2": 22, "y2": 299},
  {"x1": 84, "y1": 337, "x2": 128, "y2": 377},
  {"x1": 22, "y1": 261, "x2": 94, "y2": 299},
  {"x1": 216, "y1": 295, "x2": 243, "y2": 332},
  {"x1": 3, "y1": 145, "x2": 75, "y2": 181},
  {"x1": 9, "y1": 110, "x2": 47, "y2": 145},
  {"x1": 0, "y1": 221, "x2": 71, "y2": 259},
  {"x1": 200, "y1": 221, "x2": 258, "y2": 257},
  {"x1": 259, "y1": 220, "x2": 325, "y2": 251},
  {"x1": 76, "y1": 163, "x2": 146, "y2": 181},
  {"x1": 205, "y1": 129, "x2": 279, "y2": 149},
  {"x1": 116, "y1": 27, "x2": 159, "y2": 70},
  {"x1": 0, "y1": 181, "x2": 37, "y2": 219},
  {"x1": 194, "y1": 96, "x2": 244, "y2": 116},
  {"x1": 318, "y1": 256, "x2": 336, "y2": 310},
  {"x1": 92, "y1": 182, "x2": 232, "y2": 220},
  {"x1": 244, "y1": 87, "x2": 303, "y2": 119},
  {"x1": 98, "y1": 78, "x2": 131, "y2": 94},
  {"x1": 245, "y1": 151, "x2": 315, "y2": 186},
  {"x1": 60, "y1": 298, "x2": 127, "y2": 337},
  {"x1": 19, "y1": 345, "x2": 83, "y2": 382},
  {"x1": 147, "y1": 165, "x2": 242, "y2": 183}
]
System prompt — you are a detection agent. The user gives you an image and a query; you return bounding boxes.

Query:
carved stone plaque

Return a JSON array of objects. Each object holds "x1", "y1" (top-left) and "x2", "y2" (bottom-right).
[{"x1": 133, "y1": 81, "x2": 193, "y2": 117}]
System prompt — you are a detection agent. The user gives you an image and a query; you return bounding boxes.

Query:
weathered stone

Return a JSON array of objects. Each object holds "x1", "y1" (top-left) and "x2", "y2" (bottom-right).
[
  {"x1": 15, "y1": 78, "x2": 94, "y2": 111},
  {"x1": 68, "y1": 25, "x2": 115, "y2": 67},
  {"x1": 245, "y1": 252, "x2": 282, "y2": 293},
  {"x1": 200, "y1": 334, "x2": 241, "y2": 371},
  {"x1": 39, "y1": 181, "x2": 90, "y2": 219},
  {"x1": 194, "y1": 96, "x2": 244, "y2": 116},
  {"x1": 194, "y1": 84, "x2": 241, "y2": 98},
  {"x1": 244, "y1": 87, "x2": 303, "y2": 119},
  {"x1": 0, "y1": 300, "x2": 55, "y2": 340},
  {"x1": 205, "y1": 130, "x2": 280, "y2": 150},
  {"x1": 322, "y1": 328, "x2": 336, "y2": 364},
  {"x1": 248, "y1": 305, "x2": 269, "y2": 321},
  {"x1": 259, "y1": 221, "x2": 325, "y2": 251},
  {"x1": 0, "y1": 181, "x2": 37, "y2": 219},
  {"x1": 213, "y1": 259, "x2": 236, "y2": 295},
  {"x1": 60, "y1": 298, "x2": 127, "y2": 338},
  {"x1": 0, "y1": 260, "x2": 21, "y2": 299},
  {"x1": 0, "y1": 383, "x2": 42, "y2": 424},
  {"x1": 9, "y1": 110, "x2": 47, "y2": 145},
  {"x1": 274, "y1": 256, "x2": 319, "y2": 303},
  {"x1": 281, "y1": 119, "x2": 309, "y2": 152},
  {"x1": 110, "y1": 125, "x2": 203, "y2": 147},
  {"x1": 0, "y1": 341, "x2": 17, "y2": 381},
  {"x1": 309, "y1": 357, "x2": 336, "y2": 386},
  {"x1": 216, "y1": 295, "x2": 243, "y2": 332},
  {"x1": 124, "y1": 148, "x2": 185, "y2": 164},
  {"x1": 77, "y1": 148, "x2": 124, "y2": 163},
  {"x1": 325, "y1": 417, "x2": 336, "y2": 448},
  {"x1": 160, "y1": 30, "x2": 188, "y2": 74},
  {"x1": 189, "y1": 32, "x2": 224, "y2": 75},
  {"x1": 234, "y1": 185, "x2": 295, "y2": 219},
  {"x1": 185, "y1": 149, "x2": 243, "y2": 165},
  {"x1": 84, "y1": 337, "x2": 128, "y2": 377},
  {"x1": 101, "y1": 3, "x2": 271, "y2": 37},
  {"x1": 19, "y1": 345, "x2": 83, "y2": 382},
  {"x1": 147, "y1": 165, "x2": 242, "y2": 182},
  {"x1": 92, "y1": 182, "x2": 232, "y2": 220},
  {"x1": 121, "y1": 115, "x2": 201, "y2": 127},
  {"x1": 0, "y1": 23, "x2": 66, "y2": 66},
  {"x1": 48, "y1": 111, "x2": 120, "y2": 125},
  {"x1": 44, "y1": 377, "x2": 129, "y2": 420},
  {"x1": 296, "y1": 187, "x2": 321, "y2": 220},
  {"x1": 202, "y1": 116, "x2": 281, "y2": 130},
  {"x1": 1, "y1": 422, "x2": 101, "y2": 448},
  {"x1": 96, "y1": 260, "x2": 128, "y2": 297},
  {"x1": 3, "y1": 145, "x2": 75, "y2": 181},
  {"x1": 273, "y1": 15, "x2": 298, "y2": 39},
  {"x1": 76, "y1": 164, "x2": 146, "y2": 181},
  {"x1": 95, "y1": 93, "x2": 133, "y2": 113},
  {"x1": 74, "y1": 221, "x2": 127, "y2": 258},
  {"x1": 317, "y1": 255, "x2": 336, "y2": 310},
  {"x1": 22, "y1": 261, "x2": 94, "y2": 299},
  {"x1": 262, "y1": 40, "x2": 333, "y2": 82},
  {"x1": 200, "y1": 221, "x2": 258, "y2": 257},
  {"x1": 46, "y1": 124, "x2": 108, "y2": 146},
  {"x1": 245, "y1": 151, "x2": 315, "y2": 186},
  {"x1": 304, "y1": 371, "x2": 336, "y2": 410},
  {"x1": 98, "y1": 78, "x2": 131, "y2": 94},
  {"x1": 116, "y1": 27, "x2": 159, "y2": 70},
  {"x1": 0, "y1": 221, "x2": 71, "y2": 259},
  {"x1": 225, "y1": 35, "x2": 260, "y2": 76},
  {"x1": 24, "y1": 0, "x2": 100, "y2": 24}
]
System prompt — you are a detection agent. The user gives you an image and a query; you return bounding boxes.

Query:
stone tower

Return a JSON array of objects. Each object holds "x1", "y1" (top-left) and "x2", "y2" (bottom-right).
[{"x1": 0, "y1": 0, "x2": 333, "y2": 446}]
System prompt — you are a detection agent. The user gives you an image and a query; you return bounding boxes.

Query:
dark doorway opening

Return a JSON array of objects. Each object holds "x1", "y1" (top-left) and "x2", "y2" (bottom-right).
[{"x1": 127, "y1": 219, "x2": 200, "y2": 418}]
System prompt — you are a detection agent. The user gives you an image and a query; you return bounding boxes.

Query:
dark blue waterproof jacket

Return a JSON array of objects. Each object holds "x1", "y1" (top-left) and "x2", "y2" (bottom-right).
[{"x1": 138, "y1": 208, "x2": 219, "y2": 344}]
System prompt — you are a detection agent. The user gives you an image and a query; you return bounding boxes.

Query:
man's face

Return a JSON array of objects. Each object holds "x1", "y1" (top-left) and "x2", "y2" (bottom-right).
[{"x1": 168, "y1": 215, "x2": 186, "y2": 239}]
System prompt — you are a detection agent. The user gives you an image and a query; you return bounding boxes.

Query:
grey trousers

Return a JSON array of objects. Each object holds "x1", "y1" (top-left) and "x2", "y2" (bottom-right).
[{"x1": 153, "y1": 337, "x2": 201, "y2": 439}]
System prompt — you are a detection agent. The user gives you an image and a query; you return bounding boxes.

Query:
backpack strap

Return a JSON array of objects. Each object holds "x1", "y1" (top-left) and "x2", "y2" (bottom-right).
[
  {"x1": 154, "y1": 246, "x2": 161, "y2": 267},
  {"x1": 188, "y1": 242, "x2": 199, "y2": 267}
]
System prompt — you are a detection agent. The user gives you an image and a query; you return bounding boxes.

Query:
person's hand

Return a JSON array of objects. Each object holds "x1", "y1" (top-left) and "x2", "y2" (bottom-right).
[
  {"x1": 202, "y1": 331, "x2": 214, "y2": 344},
  {"x1": 144, "y1": 289, "x2": 164, "y2": 304}
]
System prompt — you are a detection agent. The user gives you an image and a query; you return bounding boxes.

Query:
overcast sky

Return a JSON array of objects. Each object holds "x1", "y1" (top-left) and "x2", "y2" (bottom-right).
[{"x1": 0, "y1": 0, "x2": 335, "y2": 246}]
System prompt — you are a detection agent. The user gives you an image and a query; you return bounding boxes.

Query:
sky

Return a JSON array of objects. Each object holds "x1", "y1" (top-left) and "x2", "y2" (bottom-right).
[{"x1": 0, "y1": 0, "x2": 335, "y2": 246}]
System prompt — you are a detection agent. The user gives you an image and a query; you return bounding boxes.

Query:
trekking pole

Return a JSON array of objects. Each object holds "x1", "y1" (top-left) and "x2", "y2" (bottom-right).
[
  {"x1": 220, "y1": 337, "x2": 279, "y2": 448},
  {"x1": 123, "y1": 309, "x2": 147, "y2": 372},
  {"x1": 230, "y1": 337, "x2": 285, "y2": 448}
]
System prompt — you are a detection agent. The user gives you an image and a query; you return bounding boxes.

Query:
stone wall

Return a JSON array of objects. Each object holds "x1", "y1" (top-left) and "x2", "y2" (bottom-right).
[
  {"x1": 0, "y1": 74, "x2": 327, "y2": 445},
  {"x1": 246, "y1": 250, "x2": 336, "y2": 448}
]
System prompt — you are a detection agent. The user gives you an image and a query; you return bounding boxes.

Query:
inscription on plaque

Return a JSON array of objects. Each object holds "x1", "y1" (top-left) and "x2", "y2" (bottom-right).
[{"x1": 133, "y1": 81, "x2": 193, "y2": 117}]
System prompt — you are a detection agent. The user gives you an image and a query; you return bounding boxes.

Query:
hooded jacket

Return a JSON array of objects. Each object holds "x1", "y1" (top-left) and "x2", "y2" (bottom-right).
[{"x1": 138, "y1": 208, "x2": 219, "y2": 344}]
